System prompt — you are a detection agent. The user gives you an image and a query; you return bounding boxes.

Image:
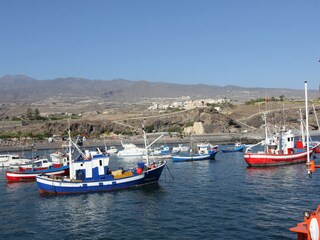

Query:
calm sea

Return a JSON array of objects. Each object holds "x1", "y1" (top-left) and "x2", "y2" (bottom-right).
[{"x1": 1, "y1": 146, "x2": 320, "y2": 240}]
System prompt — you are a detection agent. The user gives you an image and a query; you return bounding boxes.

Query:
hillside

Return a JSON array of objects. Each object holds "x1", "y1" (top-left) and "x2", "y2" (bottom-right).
[
  {"x1": 1, "y1": 74, "x2": 319, "y2": 148},
  {"x1": 0, "y1": 75, "x2": 318, "y2": 103}
]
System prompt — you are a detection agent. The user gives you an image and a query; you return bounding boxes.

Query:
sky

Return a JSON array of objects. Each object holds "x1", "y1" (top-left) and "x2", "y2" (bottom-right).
[{"x1": 0, "y1": 0, "x2": 319, "y2": 90}]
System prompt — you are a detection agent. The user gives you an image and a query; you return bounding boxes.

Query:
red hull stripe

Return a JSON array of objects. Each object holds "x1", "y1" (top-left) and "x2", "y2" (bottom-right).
[{"x1": 244, "y1": 151, "x2": 310, "y2": 166}]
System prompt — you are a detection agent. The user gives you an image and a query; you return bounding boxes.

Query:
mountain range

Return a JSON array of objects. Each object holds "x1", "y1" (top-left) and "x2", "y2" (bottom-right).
[{"x1": 0, "y1": 74, "x2": 317, "y2": 103}]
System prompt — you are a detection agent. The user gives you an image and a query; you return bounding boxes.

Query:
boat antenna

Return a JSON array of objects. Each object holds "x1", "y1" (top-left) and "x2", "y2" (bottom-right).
[
  {"x1": 282, "y1": 91, "x2": 286, "y2": 127},
  {"x1": 305, "y1": 81, "x2": 311, "y2": 175},
  {"x1": 298, "y1": 109, "x2": 306, "y2": 147}
]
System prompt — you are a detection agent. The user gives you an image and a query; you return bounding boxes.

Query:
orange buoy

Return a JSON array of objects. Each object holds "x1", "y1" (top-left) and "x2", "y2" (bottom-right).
[{"x1": 136, "y1": 168, "x2": 143, "y2": 174}]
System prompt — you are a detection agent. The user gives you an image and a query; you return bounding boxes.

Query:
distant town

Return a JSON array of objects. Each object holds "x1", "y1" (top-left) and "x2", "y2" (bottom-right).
[{"x1": 148, "y1": 97, "x2": 231, "y2": 112}]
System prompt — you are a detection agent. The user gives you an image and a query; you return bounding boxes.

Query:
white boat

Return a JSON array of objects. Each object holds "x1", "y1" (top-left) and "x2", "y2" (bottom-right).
[
  {"x1": 171, "y1": 144, "x2": 191, "y2": 154},
  {"x1": 18, "y1": 158, "x2": 53, "y2": 171},
  {"x1": 50, "y1": 152, "x2": 69, "y2": 167},
  {"x1": 0, "y1": 154, "x2": 31, "y2": 168},
  {"x1": 143, "y1": 153, "x2": 172, "y2": 160},
  {"x1": 196, "y1": 142, "x2": 217, "y2": 154},
  {"x1": 105, "y1": 146, "x2": 118, "y2": 154},
  {"x1": 151, "y1": 145, "x2": 170, "y2": 155},
  {"x1": 117, "y1": 141, "x2": 146, "y2": 157}
]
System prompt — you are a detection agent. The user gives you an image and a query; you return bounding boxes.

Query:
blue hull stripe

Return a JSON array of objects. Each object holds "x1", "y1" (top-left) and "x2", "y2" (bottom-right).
[{"x1": 172, "y1": 151, "x2": 218, "y2": 162}]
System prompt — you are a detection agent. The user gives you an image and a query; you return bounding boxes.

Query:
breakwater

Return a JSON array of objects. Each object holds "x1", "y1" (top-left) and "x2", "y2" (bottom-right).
[{"x1": 0, "y1": 132, "x2": 265, "y2": 153}]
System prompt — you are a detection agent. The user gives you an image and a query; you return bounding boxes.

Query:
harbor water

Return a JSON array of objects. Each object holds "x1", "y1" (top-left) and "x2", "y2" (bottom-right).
[{"x1": 1, "y1": 147, "x2": 320, "y2": 239}]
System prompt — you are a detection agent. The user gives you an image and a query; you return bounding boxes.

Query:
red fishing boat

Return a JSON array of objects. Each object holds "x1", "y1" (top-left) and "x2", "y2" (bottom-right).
[
  {"x1": 244, "y1": 128, "x2": 316, "y2": 167},
  {"x1": 18, "y1": 158, "x2": 53, "y2": 171},
  {"x1": 6, "y1": 165, "x2": 69, "y2": 182},
  {"x1": 244, "y1": 81, "x2": 317, "y2": 167}
]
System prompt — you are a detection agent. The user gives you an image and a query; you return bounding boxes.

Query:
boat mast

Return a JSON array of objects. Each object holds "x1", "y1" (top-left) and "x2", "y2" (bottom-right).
[
  {"x1": 299, "y1": 109, "x2": 306, "y2": 147},
  {"x1": 305, "y1": 81, "x2": 311, "y2": 174},
  {"x1": 142, "y1": 125, "x2": 164, "y2": 166},
  {"x1": 68, "y1": 120, "x2": 74, "y2": 180},
  {"x1": 142, "y1": 126, "x2": 149, "y2": 166},
  {"x1": 263, "y1": 112, "x2": 268, "y2": 152},
  {"x1": 31, "y1": 143, "x2": 34, "y2": 171}
]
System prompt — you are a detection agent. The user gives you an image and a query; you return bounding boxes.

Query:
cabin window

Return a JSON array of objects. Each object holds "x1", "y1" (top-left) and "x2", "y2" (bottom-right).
[{"x1": 99, "y1": 160, "x2": 102, "y2": 166}]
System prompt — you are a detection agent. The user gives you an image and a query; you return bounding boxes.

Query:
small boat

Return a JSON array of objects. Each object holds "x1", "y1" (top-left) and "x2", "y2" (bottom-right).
[
  {"x1": 6, "y1": 165, "x2": 69, "y2": 182},
  {"x1": 151, "y1": 145, "x2": 170, "y2": 155},
  {"x1": 172, "y1": 143, "x2": 219, "y2": 162},
  {"x1": 143, "y1": 154, "x2": 172, "y2": 160},
  {"x1": 36, "y1": 128, "x2": 166, "y2": 195},
  {"x1": 18, "y1": 158, "x2": 53, "y2": 171},
  {"x1": 171, "y1": 144, "x2": 190, "y2": 154},
  {"x1": 105, "y1": 146, "x2": 118, "y2": 154},
  {"x1": 221, "y1": 142, "x2": 246, "y2": 153},
  {"x1": 172, "y1": 152, "x2": 218, "y2": 162},
  {"x1": 117, "y1": 141, "x2": 146, "y2": 157},
  {"x1": 144, "y1": 145, "x2": 172, "y2": 160},
  {"x1": 196, "y1": 142, "x2": 215, "y2": 154},
  {"x1": 50, "y1": 151, "x2": 69, "y2": 168},
  {"x1": 0, "y1": 154, "x2": 31, "y2": 168}
]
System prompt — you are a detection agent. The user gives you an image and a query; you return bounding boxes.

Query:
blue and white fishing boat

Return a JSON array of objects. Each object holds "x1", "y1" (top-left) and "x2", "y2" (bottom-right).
[
  {"x1": 36, "y1": 129, "x2": 166, "y2": 195},
  {"x1": 221, "y1": 142, "x2": 246, "y2": 153},
  {"x1": 171, "y1": 144, "x2": 190, "y2": 154},
  {"x1": 172, "y1": 143, "x2": 219, "y2": 162}
]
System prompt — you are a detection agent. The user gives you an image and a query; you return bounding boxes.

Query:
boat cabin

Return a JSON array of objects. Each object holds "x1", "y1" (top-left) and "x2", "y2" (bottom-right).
[
  {"x1": 0, "y1": 154, "x2": 21, "y2": 162},
  {"x1": 71, "y1": 150, "x2": 110, "y2": 181},
  {"x1": 266, "y1": 130, "x2": 295, "y2": 154}
]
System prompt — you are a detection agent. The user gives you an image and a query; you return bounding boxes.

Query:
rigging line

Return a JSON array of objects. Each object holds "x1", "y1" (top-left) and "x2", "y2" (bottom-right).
[
  {"x1": 312, "y1": 104, "x2": 320, "y2": 133},
  {"x1": 165, "y1": 164, "x2": 174, "y2": 181}
]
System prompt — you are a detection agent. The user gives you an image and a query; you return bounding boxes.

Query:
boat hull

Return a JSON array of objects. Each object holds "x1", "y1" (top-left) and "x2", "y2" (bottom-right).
[
  {"x1": 221, "y1": 145, "x2": 245, "y2": 153},
  {"x1": 36, "y1": 162, "x2": 166, "y2": 195},
  {"x1": 117, "y1": 153, "x2": 144, "y2": 157},
  {"x1": 172, "y1": 151, "x2": 218, "y2": 162},
  {"x1": 244, "y1": 150, "x2": 311, "y2": 167},
  {"x1": 19, "y1": 166, "x2": 50, "y2": 171},
  {"x1": 6, "y1": 166, "x2": 69, "y2": 182}
]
